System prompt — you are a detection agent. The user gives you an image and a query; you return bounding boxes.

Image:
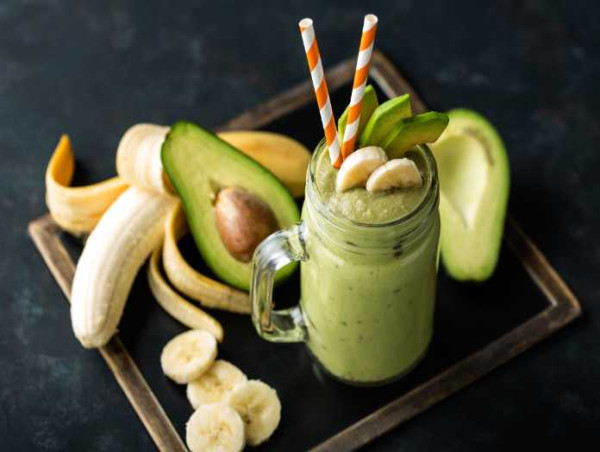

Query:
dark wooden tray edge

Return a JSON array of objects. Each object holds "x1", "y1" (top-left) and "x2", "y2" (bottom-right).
[{"x1": 28, "y1": 215, "x2": 187, "y2": 452}]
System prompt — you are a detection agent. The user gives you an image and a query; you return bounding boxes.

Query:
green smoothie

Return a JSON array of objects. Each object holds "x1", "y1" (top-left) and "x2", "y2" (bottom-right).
[{"x1": 300, "y1": 144, "x2": 440, "y2": 384}]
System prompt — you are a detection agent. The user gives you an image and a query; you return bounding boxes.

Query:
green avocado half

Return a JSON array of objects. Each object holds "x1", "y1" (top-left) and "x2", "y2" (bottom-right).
[
  {"x1": 429, "y1": 109, "x2": 510, "y2": 282},
  {"x1": 161, "y1": 122, "x2": 300, "y2": 291}
]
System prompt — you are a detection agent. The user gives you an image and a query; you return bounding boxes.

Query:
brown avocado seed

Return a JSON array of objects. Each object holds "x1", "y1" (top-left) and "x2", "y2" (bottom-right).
[{"x1": 215, "y1": 187, "x2": 279, "y2": 262}]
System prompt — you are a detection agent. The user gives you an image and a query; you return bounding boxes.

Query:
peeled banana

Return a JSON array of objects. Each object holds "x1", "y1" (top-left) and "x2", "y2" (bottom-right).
[
  {"x1": 45, "y1": 123, "x2": 292, "y2": 449},
  {"x1": 45, "y1": 135, "x2": 128, "y2": 235},
  {"x1": 70, "y1": 187, "x2": 178, "y2": 348}
]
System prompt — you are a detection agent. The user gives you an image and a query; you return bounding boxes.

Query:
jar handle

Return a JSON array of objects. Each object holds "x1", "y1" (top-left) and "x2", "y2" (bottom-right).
[{"x1": 250, "y1": 222, "x2": 307, "y2": 342}]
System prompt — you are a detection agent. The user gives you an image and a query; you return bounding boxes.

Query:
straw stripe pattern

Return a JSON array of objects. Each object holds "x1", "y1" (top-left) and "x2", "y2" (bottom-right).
[
  {"x1": 341, "y1": 14, "x2": 378, "y2": 160},
  {"x1": 299, "y1": 18, "x2": 343, "y2": 168}
]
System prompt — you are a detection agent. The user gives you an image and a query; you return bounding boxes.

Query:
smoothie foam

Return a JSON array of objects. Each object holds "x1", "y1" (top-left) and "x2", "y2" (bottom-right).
[{"x1": 314, "y1": 147, "x2": 430, "y2": 224}]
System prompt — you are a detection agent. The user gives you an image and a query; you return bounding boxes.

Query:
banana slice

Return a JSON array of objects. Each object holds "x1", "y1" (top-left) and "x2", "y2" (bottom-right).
[
  {"x1": 228, "y1": 380, "x2": 281, "y2": 447},
  {"x1": 336, "y1": 146, "x2": 388, "y2": 192},
  {"x1": 186, "y1": 403, "x2": 245, "y2": 452},
  {"x1": 187, "y1": 360, "x2": 248, "y2": 409},
  {"x1": 160, "y1": 330, "x2": 218, "y2": 384},
  {"x1": 366, "y1": 158, "x2": 423, "y2": 192}
]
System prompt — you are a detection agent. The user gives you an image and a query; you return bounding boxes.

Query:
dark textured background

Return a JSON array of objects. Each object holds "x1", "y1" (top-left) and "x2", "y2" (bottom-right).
[{"x1": 1, "y1": 0, "x2": 599, "y2": 450}]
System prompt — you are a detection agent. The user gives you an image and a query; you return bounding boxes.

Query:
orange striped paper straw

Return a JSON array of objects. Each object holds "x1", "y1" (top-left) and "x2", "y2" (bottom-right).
[
  {"x1": 341, "y1": 14, "x2": 378, "y2": 160},
  {"x1": 299, "y1": 18, "x2": 342, "y2": 168}
]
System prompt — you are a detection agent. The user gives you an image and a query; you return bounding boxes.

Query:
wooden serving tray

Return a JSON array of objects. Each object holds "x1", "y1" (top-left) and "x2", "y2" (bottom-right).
[{"x1": 29, "y1": 51, "x2": 581, "y2": 451}]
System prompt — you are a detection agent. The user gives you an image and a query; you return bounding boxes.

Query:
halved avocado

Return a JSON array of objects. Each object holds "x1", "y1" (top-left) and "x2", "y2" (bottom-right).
[
  {"x1": 338, "y1": 85, "x2": 379, "y2": 141},
  {"x1": 429, "y1": 109, "x2": 509, "y2": 281},
  {"x1": 359, "y1": 93, "x2": 412, "y2": 147},
  {"x1": 382, "y1": 112, "x2": 449, "y2": 158},
  {"x1": 161, "y1": 122, "x2": 300, "y2": 291}
]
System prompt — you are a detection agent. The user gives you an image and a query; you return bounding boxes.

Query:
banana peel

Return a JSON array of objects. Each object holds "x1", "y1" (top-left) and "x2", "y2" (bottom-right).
[
  {"x1": 162, "y1": 204, "x2": 251, "y2": 314},
  {"x1": 45, "y1": 135, "x2": 128, "y2": 235},
  {"x1": 148, "y1": 245, "x2": 224, "y2": 341}
]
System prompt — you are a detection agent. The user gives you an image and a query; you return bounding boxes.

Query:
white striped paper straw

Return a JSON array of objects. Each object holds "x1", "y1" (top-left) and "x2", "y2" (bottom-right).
[
  {"x1": 341, "y1": 14, "x2": 378, "y2": 159},
  {"x1": 299, "y1": 18, "x2": 342, "y2": 168}
]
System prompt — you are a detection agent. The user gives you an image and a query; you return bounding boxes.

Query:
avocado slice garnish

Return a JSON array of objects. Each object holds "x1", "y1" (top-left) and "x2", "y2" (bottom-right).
[
  {"x1": 161, "y1": 122, "x2": 300, "y2": 291},
  {"x1": 382, "y1": 112, "x2": 449, "y2": 159},
  {"x1": 359, "y1": 94, "x2": 412, "y2": 147},
  {"x1": 338, "y1": 85, "x2": 379, "y2": 141},
  {"x1": 429, "y1": 109, "x2": 509, "y2": 282}
]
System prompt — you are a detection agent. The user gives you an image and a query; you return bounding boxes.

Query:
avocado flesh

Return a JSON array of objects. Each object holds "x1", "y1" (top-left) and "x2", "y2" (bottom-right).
[
  {"x1": 429, "y1": 109, "x2": 509, "y2": 282},
  {"x1": 359, "y1": 94, "x2": 412, "y2": 147},
  {"x1": 338, "y1": 85, "x2": 378, "y2": 141},
  {"x1": 382, "y1": 112, "x2": 449, "y2": 159},
  {"x1": 161, "y1": 122, "x2": 300, "y2": 291}
]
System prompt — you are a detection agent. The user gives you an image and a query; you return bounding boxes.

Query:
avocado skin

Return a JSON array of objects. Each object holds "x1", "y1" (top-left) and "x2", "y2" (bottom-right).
[
  {"x1": 382, "y1": 112, "x2": 449, "y2": 158},
  {"x1": 338, "y1": 85, "x2": 379, "y2": 141},
  {"x1": 433, "y1": 109, "x2": 510, "y2": 282},
  {"x1": 161, "y1": 121, "x2": 299, "y2": 291},
  {"x1": 359, "y1": 93, "x2": 412, "y2": 148}
]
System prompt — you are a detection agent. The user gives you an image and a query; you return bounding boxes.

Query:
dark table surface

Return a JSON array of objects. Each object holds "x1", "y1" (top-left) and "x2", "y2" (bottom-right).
[{"x1": 1, "y1": 0, "x2": 599, "y2": 450}]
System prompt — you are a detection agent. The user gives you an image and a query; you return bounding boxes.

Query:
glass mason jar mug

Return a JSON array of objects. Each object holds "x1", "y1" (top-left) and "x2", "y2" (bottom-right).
[{"x1": 251, "y1": 141, "x2": 440, "y2": 386}]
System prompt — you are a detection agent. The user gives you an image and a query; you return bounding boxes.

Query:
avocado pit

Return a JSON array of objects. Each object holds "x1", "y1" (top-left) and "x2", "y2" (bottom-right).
[{"x1": 215, "y1": 187, "x2": 279, "y2": 262}]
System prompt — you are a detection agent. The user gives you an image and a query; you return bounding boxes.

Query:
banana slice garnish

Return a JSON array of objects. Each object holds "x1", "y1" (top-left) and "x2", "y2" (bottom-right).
[
  {"x1": 228, "y1": 380, "x2": 282, "y2": 447},
  {"x1": 336, "y1": 146, "x2": 388, "y2": 192},
  {"x1": 160, "y1": 330, "x2": 218, "y2": 384},
  {"x1": 186, "y1": 403, "x2": 245, "y2": 452},
  {"x1": 366, "y1": 158, "x2": 422, "y2": 192},
  {"x1": 187, "y1": 360, "x2": 248, "y2": 409}
]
